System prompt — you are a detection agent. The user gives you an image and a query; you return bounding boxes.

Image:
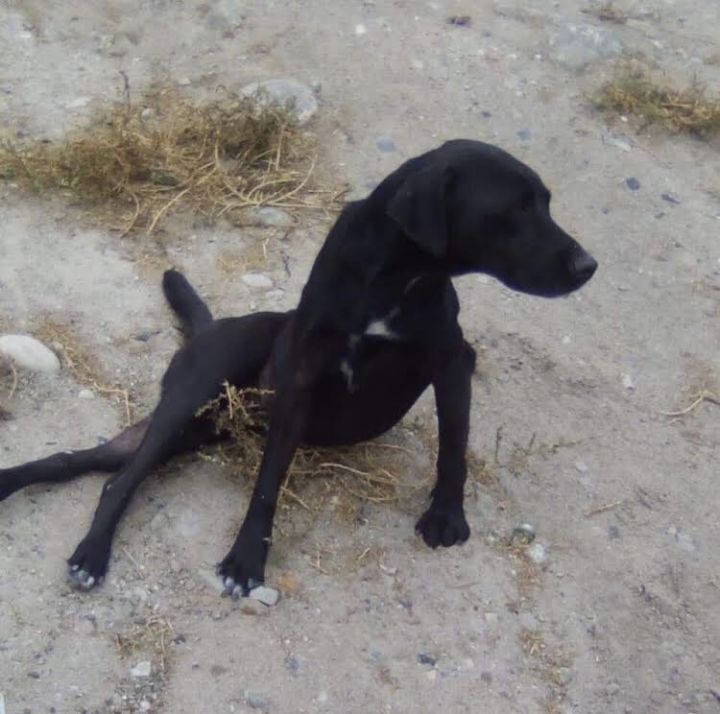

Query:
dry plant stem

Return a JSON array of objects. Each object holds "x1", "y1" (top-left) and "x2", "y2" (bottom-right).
[{"x1": 661, "y1": 389, "x2": 720, "y2": 418}]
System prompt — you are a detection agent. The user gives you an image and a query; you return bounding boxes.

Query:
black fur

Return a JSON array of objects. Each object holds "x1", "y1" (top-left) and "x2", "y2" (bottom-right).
[{"x1": 0, "y1": 140, "x2": 597, "y2": 595}]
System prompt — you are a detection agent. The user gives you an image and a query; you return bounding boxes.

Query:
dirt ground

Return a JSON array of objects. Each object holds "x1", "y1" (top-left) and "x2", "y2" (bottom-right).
[{"x1": 1, "y1": 1, "x2": 719, "y2": 713}]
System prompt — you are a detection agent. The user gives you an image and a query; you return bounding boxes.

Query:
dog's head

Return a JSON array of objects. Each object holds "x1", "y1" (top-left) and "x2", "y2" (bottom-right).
[{"x1": 386, "y1": 140, "x2": 597, "y2": 297}]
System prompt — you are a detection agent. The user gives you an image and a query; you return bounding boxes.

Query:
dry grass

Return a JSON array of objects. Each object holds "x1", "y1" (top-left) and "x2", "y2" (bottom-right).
[
  {"x1": 583, "y1": 2, "x2": 628, "y2": 24},
  {"x1": 34, "y1": 319, "x2": 133, "y2": 423},
  {"x1": 595, "y1": 66, "x2": 720, "y2": 138},
  {"x1": 0, "y1": 85, "x2": 324, "y2": 234},
  {"x1": 115, "y1": 613, "x2": 174, "y2": 675},
  {"x1": 197, "y1": 384, "x2": 425, "y2": 514},
  {"x1": 519, "y1": 628, "x2": 573, "y2": 713},
  {"x1": 0, "y1": 353, "x2": 18, "y2": 419}
]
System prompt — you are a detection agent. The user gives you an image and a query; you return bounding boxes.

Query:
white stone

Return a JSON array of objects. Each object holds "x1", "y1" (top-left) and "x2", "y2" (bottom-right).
[
  {"x1": 130, "y1": 660, "x2": 152, "y2": 678},
  {"x1": 241, "y1": 273, "x2": 274, "y2": 289},
  {"x1": 248, "y1": 585, "x2": 280, "y2": 607},
  {"x1": 0, "y1": 334, "x2": 60, "y2": 373},
  {"x1": 527, "y1": 542, "x2": 548, "y2": 566},
  {"x1": 78, "y1": 389, "x2": 95, "y2": 400},
  {"x1": 622, "y1": 374, "x2": 635, "y2": 390},
  {"x1": 241, "y1": 78, "x2": 318, "y2": 125},
  {"x1": 250, "y1": 206, "x2": 294, "y2": 228}
]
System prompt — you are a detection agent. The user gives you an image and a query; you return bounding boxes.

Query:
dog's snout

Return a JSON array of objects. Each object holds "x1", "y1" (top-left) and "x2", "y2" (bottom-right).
[{"x1": 570, "y1": 248, "x2": 598, "y2": 284}]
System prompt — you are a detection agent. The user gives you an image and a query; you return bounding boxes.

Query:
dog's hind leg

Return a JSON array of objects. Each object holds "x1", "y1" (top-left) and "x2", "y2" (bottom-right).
[
  {"x1": 66, "y1": 312, "x2": 288, "y2": 590},
  {"x1": 0, "y1": 419, "x2": 150, "y2": 503}
]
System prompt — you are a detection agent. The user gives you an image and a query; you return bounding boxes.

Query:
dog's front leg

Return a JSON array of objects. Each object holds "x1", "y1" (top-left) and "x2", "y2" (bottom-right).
[
  {"x1": 218, "y1": 328, "x2": 343, "y2": 598},
  {"x1": 416, "y1": 335, "x2": 475, "y2": 548}
]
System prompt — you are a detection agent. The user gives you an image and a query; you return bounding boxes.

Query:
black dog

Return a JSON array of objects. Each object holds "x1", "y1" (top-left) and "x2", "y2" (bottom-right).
[{"x1": 0, "y1": 140, "x2": 597, "y2": 596}]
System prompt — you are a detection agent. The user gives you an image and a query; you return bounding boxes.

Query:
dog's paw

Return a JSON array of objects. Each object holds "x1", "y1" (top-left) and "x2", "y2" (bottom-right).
[
  {"x1": 67, "y1": 537, "x2": 110, "y2": 591},
  {"x1": 416, "y1": 504, "x2": 470, "y2": 549},
  {"x1": 216, "y1": 546, "x2": 267, "y2": 600}
]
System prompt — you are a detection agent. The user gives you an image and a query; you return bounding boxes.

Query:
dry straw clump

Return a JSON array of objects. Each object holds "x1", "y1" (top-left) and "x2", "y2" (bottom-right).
[
  {"x1": 197, "y1": 383, "x2": 428, "y2": 512},
  {"x1": 595, "y1": 66, "x2": 720, "y2": 138},
  {"x1": 0, "y1": 86, "x2": 320, "y2": 234}
]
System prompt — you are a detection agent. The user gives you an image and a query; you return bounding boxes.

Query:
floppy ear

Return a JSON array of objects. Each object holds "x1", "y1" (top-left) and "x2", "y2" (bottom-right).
[{"x1": 386, "y1": 164, "x2": 453, "y2": 257}]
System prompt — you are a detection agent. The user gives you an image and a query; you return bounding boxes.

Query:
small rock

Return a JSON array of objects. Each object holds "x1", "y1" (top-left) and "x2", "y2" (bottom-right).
[
  {"x1": 139, "y1": 701, "x2": 151, "y2": 712},
  {"x1": 284, "y1": 654, "x2": 299, "y2": 675},
  {"x1": 241, "y1": 273, "x2": 274, "y2": 289},
  {"x1": 375, "y1": 136, "x2": 396, "y2": 153},
  {"x1": 661, "y1": 192, "x2": 680, "y2": 205},
  {"x1": 0, "y1": 334, "x2": 60, "y2": 373},
  {"x1": 602, "y1": 133, "x2": 632, "y2": 152},
  {"x1": 516, "y1": 128, "x2": 532, "y2": 141},
  {"x1": 549, "y1": 24, "x2": 622, "y2": 71},
  {"x1": 239, "y1": 599, "x2": 268, "y2": 616},
  {"x1": 78, "y1": 389, "x2": 95, "y2": 400},
  {"x1": 574, "y1": 459, "x2": 589, "y2": 473},
  {"x1": 484, "y1": 612, "x2": 499, "y2": 625},
  {"x1": 354, "y1": 24, "x2": 367, "y2": 35},
  {"x1": 245, "y1": 692, "x2": 268, "y2": 710},
  {"x1": 130, "y1": 661, "x2": 152, "y2": 678},
  {"x1": 248, "y1": 585, "x2": 280, "y2": 607},
  {"x1": 178, "y1": 77, "x2": 191, "y2": 86},
  {"x1": 526, "y1": 542, "x2": 548, "y2": 566},
  {"x1": 511, "y1": 523, "x2": 536, "y2": 545},
  {"x1": 622, "y1": 374, "x2": 635, "y2": 390},
  {"x1": 608, "y1": 525, "x2": 621, "y2": 539},
  {"x1": 480, "y1": 671, "x2": 493, "y2": 684},
  {"x1": 250, "y1": 206, "x2": 294, "y2": 228},
  {"x1": 241, "y1": 78, "x2": 318, "y2": 125},
  {"x1": 417, "y1": 652, "x2": 437, "y2": 667},
  {"x1": 675, "y1": 531, "x2": 696, "y2": 553},
  {"x1": 626, "y1": 177, "x2": 641, "y2": 191},
  {"x1": 141, "y1": 107, "x2": 155, "y2": 121},
  {"x1": 66, "y1": 96, "x2": 91, "y2": 109},
  {"x1": 447, "y1": 15, "x2": 472, "y2": 26}
]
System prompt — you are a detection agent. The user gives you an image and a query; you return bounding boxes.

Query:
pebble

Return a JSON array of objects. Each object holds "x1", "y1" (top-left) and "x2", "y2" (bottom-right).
[
  {"x1": 602, "y1": 133, "x2": 632, "y2": 152},
  {"x1": 549, "y1": 24, "x2": 622, "y2": 70},
  {"x1": 0, "y1": 334, "x2": 60, "y2": 373},
  {"x1": 78, "y1": 389, "x2": 95, "y2": 400},
  {"x1": 130, "y1": 661, "x2": 152, "y2": 678},
  {"x1": 242, "y1": 273, "x2": 274, "y2": 289},
  {"x1": 661, "y1": 192, "x2": 680, "y2": 205},
  {"x1": 674, "y1": 531, "x2": 696, "y2": 553},
  {"x1": 66, "y1": 96, "x2": 91, "y2": 109},
  {"x1": 284, "y1": 655, "x2": 299, "y2": 675},
  {"x1": 354, "y1": 24, "x2": 367, "y2": 35},
  {"x1": 239, "y1": 599, "x2": 268, "y2": 616},
  {"x1": 417, "y1": 652, "x2": 437, "y2": 667},
  {"x1": 622, "y1": 374, "x2": 635, "y2": 390},
  {"x1": 248, "y1": 585, "x2": 280, "y2": 607},
  {"x1": 250, "y1": 206, "x2": 294, "y2": 228},
  {"x1": 626, "y1": 177, "x2": 641, "y2": 191},
  {"x1": 516, "y1": 128, "x2": 532, "y2": 141},
  {"x1": 178, "y1": 77, "x2": 191, "y2": 86},
  {"x1": 526, "y1": 542, "x2": 548, "y2": 566},
  {"x1": 484, "y1": 612, "x2": 499, "y2": 625},
  {"x1": 241, "y1": 78, "x2": 318, "y2": 125},
  {"x1": 245, "y1": 692, "x2": 268, "y2": 710},
  {"x1": 376, "y1": 136, "x2": 396, "y2": 153},
  {"x1": 511, "y1": 523, "x2": 536, "y2": 545},
  {"x1": 574, "y1": 459, "x2": 589, "y2": 473},
  {"x1": 608, "y1": 525, "x2": 621, "y2": 539}
]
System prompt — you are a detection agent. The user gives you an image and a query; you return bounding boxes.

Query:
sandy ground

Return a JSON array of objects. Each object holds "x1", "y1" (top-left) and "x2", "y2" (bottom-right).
[{"x1": 1, "y1": 1, "x2": 719, "y2": 713}]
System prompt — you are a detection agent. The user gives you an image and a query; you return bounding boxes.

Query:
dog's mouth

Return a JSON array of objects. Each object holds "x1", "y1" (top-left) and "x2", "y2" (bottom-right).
[{"x1": 499, "y1": 256, "x2": 597, "y2": 298}]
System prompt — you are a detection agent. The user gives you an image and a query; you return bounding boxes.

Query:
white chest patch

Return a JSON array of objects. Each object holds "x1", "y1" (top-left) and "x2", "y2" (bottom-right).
[
  {"x1": 364, "y1": 306, "x2": 401, "y2": 340},
  {"x1": 364, "y1": 318, "x2": 397, "y2": 339}
]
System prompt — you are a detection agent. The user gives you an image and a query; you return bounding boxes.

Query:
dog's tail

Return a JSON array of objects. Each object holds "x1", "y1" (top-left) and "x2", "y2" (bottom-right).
[{"x1": 162, "y1": 269, "x2": 214, "y2": 337}]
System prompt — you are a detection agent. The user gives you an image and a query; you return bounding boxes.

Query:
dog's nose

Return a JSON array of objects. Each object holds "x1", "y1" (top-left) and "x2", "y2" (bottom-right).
[{"x1": 571, "y1": 250, "x2": 598, "y2": 283}]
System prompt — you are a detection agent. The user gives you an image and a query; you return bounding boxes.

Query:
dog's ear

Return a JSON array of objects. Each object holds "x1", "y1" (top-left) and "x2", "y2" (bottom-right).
[{"x1": 387, "y1": 165, "x2": 453, "y2": 257}]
